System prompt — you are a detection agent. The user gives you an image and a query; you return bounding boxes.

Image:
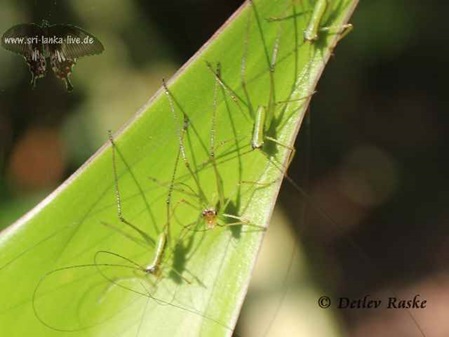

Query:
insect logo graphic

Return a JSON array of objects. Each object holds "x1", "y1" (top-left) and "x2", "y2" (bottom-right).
[{"x1": 1, "y1": 20, "x2": 104, "y2": 91}]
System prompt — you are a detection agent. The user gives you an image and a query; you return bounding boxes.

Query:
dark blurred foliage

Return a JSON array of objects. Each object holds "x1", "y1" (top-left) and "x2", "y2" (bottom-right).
[
  {"x1": 1, "y1": 0, "x2": 448, "y2": 336},
  {"x1": 137, "y1": 0, "x2": 243, "y2": 62},
  {"x1": 281, "y1": 1, "x2": 449, "y2": 335}
]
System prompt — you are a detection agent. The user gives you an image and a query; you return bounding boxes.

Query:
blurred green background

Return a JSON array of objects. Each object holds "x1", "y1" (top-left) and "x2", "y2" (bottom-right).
[{"x1": 0, "y1": 0, "x2": 447, "y2": 336}]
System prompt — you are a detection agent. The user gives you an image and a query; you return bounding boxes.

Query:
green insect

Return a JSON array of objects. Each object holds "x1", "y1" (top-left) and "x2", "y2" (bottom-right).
[
  {"x1": 162, "y1": 75, "x2": 261, "y2": 234},
  {"x1": 215, "y1": 0, "x2": 352, "y2": 162},
  {"x1": 107, "y1": 129, "x2": 187, "y2": 279},
  {"x1": 304, "y1": 0, "x2": 353, "y2": 43}
]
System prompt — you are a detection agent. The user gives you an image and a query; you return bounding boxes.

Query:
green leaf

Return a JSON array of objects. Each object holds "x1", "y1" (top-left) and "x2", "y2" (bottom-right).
[{"x1": 0, "y1": 0, "x2": 358, "y2": 336}]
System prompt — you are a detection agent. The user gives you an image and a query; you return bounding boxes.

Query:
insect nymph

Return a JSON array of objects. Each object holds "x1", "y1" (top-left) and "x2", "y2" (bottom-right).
[{"x1": 1, "y1": 20, "x2": 104, "y2": 91}]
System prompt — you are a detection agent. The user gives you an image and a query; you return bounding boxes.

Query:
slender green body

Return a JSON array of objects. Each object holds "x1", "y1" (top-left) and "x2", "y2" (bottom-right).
[
  {"x1": 109, "y1": 130, "x2": 173, "y2": 278},
  {"x1": 304, "y1": 0, "x2": 328, "y2": 42},
  {"x1": 145, "y1": 231, "x2": 167, "y2": 275},
  {"x1": 249, "y1": 1, "x2": 351, "y2": 152},
  {"x1": 251, "y1": 106, "x2": 267, "y2": 149}
]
